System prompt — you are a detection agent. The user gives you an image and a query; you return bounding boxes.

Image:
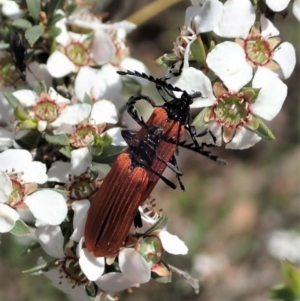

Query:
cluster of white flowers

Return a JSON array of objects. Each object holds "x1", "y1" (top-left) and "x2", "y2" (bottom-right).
[{"x1": 0, "y1": 0, "x2": 298, "y2": 300}]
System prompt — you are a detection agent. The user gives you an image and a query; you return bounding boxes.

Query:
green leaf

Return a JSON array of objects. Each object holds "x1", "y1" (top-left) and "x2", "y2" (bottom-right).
[
  {"x1": 269, "y1": 284, "x2": 296, "y2": 301},
  {"x1": 90, "y1": 145, "x2": 103, "y2": 157},
  {"x1": 14, "y1": 106, "x2": 31, "y2": 121},
  {"x1": 26, "y1": 0, "x2": 41, "y2": 21},
  {"x1": 100, "y1": 132, "x2": 113, "y2": 147},
  {"x1": 85, "y1": 282, "x2": 98, "y2": 298},
  {"x1": 15, "y1": 129, "x2": 41, "y2": 149},
  {"x1": 22, "y1": 259, "x2": 57, "y2": 275},
  {"x1": 143, "y1": 214, "x2": 169, "y2": 236},
  {"x1": 45, "y1": 0, "x2": 64, "y2": 18},
  {"x1": 49, "y1": 26, "x2": 62, "y2": 38},
  {"x1": 48, "y1": 13, "x2": 65, "y2": 27},
  {"x1": 25, "y1": 25, "x2": 44, "y2": 47},
  {"x1": 10, "y1": 219, "x2": 31, "y2": 236},
  {"x1": 92, "y1": 145, "x2": 125, "y2": 164},
  {"x1": 21, "y1": 241, "x2": 41, "y2": 256},
  {"x1": 3, "y1": 92, "x2": 24, "y2": 109},
  {"x1": 83, "y1": 92, "x2": 93, "y2": 105},
  {"x1": 282, "y1": 261, "x2": 300, "y2": 297},
  {"x1": 251, "y1": 118, "x2": 275, "y2": 140},
  {"x1": 65, "y1": 3, "x2": 77, "y2": 15},
  {"x1": 192, "y1": 107, "x2": 211, "y2": 128},
  {"x1": 33, "y1": 81, "x2": 48, "y2": 95},
  {"x1": 59, "y1": 146, "x2": 72, "y2": 158},
  {"x1": 0, "y1": 42, "x2": 9, "y2": 50},
  {"x1": 44, "y1": 133, "x2": 69, "y2": 146},
  {"x1": 156, "y1": 53, "x2": 178, "y2": 67},
  {"x1": 12, "y1": 19, "x2": 32, "y2": 30},
  {"x1": 19, "y1": 119, "x2": 38, "y2": 130},
  {"x1": 190, "y1": 36, "x2": 206, "y2": 63}
]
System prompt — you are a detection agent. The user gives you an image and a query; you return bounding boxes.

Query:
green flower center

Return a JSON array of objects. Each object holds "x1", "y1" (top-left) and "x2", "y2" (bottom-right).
[
  {"x1": 65, "y1": 42, "x2": 90, "y2": 67},
  {"x1": 71, "y1": 125, "x2": 97, "y2": 148},
  {"x1": 8, "y1": 179, "x2": 25, "y2": 207},
  {"x1": 212, "y1": 93, "x2": 251, "y2": 129},
  {"x1": 34, "y1": 100, "x2": 58, "y2": 122},
  {"x1": 245, "y1": 35, "x2": 272, "y2": 66},
  {"x1": 139, "y1": 236, "x2": 163, "y2": 266},
  {"x1": 69, "y1": 177, "x2": 97, "y2": 200}
]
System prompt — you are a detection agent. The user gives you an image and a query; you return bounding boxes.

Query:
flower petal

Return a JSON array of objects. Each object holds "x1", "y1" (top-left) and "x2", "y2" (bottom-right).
[
  {"x1": 47, "y1": 51, "x2": 76, "y2": 78},
  {"x1": 26, "y1": 62, "x2": 53, "y2": 89},
  {"x1": 95, "y1": 272, "x2": 138, "y2": 293},
  {"x1": 12, "y1": 89, "x2": 36, "y2": 107},
  {"x1": 0, "y1": 128, "x2": 14, "y2": 150},
  {"x1": 119, "y1": 248, "x2": 151, "y2": 284},
  {"x1": 185, "y1": 0, "x2": 223, "y2": 33},
  {"x1": 71, "y1": 148, "x2": 92, "y2": 176},
  {"x1": 173, "y1": 67, "x2": 215, "y2": 107},
  {"x1": 0, "y1": 203, "x2": 19, "y2": 233},
  {"x1": 207, "y1": 41, "x2": 253, "y2": 91},
  {"x1": 0, "y1": 149, "x2": 32, "y2": 173},
  {"x1": 90, "y1": 30, "x2": 115, "y2": 65},
  {"x1": 90, "y1": 100, "x2": 118, "y2": 124},
  {"x1": 293, "y1": 0, "x2": 300, "y2": 21},
  {"x1": 119, "y1": 58, "x2": 149, "y2": 86},
  {"x1": 104, "y1": 127, "x2": 127, "y2": 146},
  {"x1": 74, "y1": 66, "x2": 99, "y2": 101},
  {"x1": 226, "y1": 127, "x2": 262, "y2": 149},
  {"x1": 252, "y1": 67, "x2": 287, "y2": 120},
  {"x1": 214, "y1": 0, "x2": 255, "y2": 38},
  {"x1": 38, "y1": 257, "x2": 90, "y2": 301},
  {"x1": 47, "y1": 161, "x2": 71, "y2": 183},
  {"x1": 273, "y1": 42, "x2": 296, "y2": 79},
  {"x1": 260, "y1": 15, "x2": 280, "y2": 38},
  {"x1": 70, "y1": 200, "x2": 90, "y2": 242},
  {"x1": 0, "y1": 170, "x2": 13, "y2": 203},
  {"x1": 22, "y1": 161, "x2": 48, "y2": 184},
  {"x1": 159, "y1": 230, "x2": 188, "y2": 255},
  {"x1": 35, "y1": 225, "x2": 65, "y2": 258},
  {"x1": 78, "y1": 238, "x2": 105, "y2": 281},
  {"x1": 24, "y1": 190, "x2": 67, "y2": 225},
  {"x1": 265, "y1": 0, "x2": 290, "y2": 12},
  {"x1": 50, "y1": 103, "x2": 92, "y2": 127}
]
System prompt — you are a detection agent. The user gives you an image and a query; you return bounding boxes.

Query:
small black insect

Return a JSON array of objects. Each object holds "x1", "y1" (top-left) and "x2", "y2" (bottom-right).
[{"x1": 9, "y1": 31, "x2": 27, "y2": 81}]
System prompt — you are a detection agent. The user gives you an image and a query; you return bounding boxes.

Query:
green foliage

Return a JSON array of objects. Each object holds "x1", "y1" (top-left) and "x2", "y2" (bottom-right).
[
  {"x1": 10, "y1": 220, "x2": 31, "y2": 236},
  {"x1": 269, "y1": 261, "x2": 300, "y2": 301}
]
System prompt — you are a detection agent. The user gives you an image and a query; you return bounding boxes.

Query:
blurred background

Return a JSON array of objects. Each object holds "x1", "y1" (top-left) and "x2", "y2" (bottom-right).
[{"x1": 0, "y1": 0, "x2": 299, "y2": 300}]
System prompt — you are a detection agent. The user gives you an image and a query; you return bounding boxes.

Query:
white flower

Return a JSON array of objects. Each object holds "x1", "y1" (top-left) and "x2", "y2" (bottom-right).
[
  {"x1": 47, "y1": 13, "x2": 115, "y2": 78},
  {"x1": 185, "y1": 0, "x2": 223, "y2": 34},
  {"x1": 207, "y1": 41, "x2": 253, "y2": 91},
  {"x1": 52, "y1": 99, "x2": 124, "y2": 176},
  {"x1": 213, "y1": 0, "x2": 255, "y2": 38},
  {"x1": 0, "y1": 149, "x2": 67, "y2": 231},
  {"x1": 234, "y1": 16, "x2": 296, "y2": 79},
  {"x1": 266, "y1": 0, "x2": 300, "y2": 21},
  {"x1": 0, "y1": 0, "x2": 26, "y2": 19},
  {"x1": 75, "y1": 65, "x2": 123, "y2": 109},
  {"x1": 267, "y1": 229, "x2": 300, "y2": 264},
  {"x1": 134, "y1": 206, "x2": 188, "y2": 255},
  {"x1": 0, "y1": 127, "x2": 14, "y2": 150},
  {"x1": 12, "y1": 87, "x2": 90, "y2": 132},
  {"x1": 173, "y1": 66, "x2": 287, "y2": 149},
  {"x1": 173, "y1": 0, "x2": 223, "y2": 66},
  {"x1": 95, "y1": 248, "x2": 150, "y2": 293},
  {"x1": 38, "y1": 257, "x2": 90, "y2": 301}
]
